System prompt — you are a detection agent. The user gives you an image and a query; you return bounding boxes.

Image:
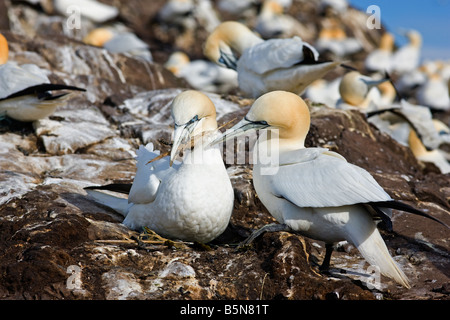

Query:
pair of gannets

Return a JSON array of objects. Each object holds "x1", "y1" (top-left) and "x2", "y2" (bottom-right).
[
  {"x1": 86, "y1": 90, "x2": 234, "y2": 243},
  {"x1": 209, "y1": 90, "x2": 448, "y2": 288},
  {"x1": 0, "y1": 34, "x2": 85, "y2": 122},
  {"x1": 204, "y1": 21, "x2": 340, "y2": 98}
]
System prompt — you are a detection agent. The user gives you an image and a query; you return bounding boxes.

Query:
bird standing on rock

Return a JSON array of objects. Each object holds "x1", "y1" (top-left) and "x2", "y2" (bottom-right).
[
  {"x1": 0, "y1": 33, "x2": 85, "y2": 122},
  {"x1": 211, "y1": 90, "x2": 449, "y2": 288},
  {"x1": 203, "y1": 21, "x2": 340, "y2": 98},
  {"x1": 86, "y1": 90, "x2": 234, "y2": 243}
]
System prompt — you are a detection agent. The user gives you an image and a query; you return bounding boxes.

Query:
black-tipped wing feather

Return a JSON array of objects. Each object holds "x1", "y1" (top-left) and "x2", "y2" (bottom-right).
[
  {"x1": 0, "y1": 84, "x2": 86, "y2": 101},
  {"x1": 84, "y1": 183, "x2": 132, "y2": 195}
]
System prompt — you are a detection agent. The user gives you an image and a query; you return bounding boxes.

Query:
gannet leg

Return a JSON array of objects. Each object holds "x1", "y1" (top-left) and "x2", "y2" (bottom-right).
[
  {"x1": 319, "y1": 243, "x2": 334, "y2": 272},
  {"x1": 240, "y1": 223, "x2": 292, "y2": 247}
]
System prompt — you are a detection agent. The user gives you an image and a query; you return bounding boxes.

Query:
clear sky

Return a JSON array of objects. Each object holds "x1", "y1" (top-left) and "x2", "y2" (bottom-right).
[{"x1": 348, "y1": 0, "x2": 450, "y2": 61}]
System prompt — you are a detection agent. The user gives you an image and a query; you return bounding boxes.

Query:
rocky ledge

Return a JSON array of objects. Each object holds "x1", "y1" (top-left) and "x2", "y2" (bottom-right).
[{"x1": 0, "y1": 0, "x2": 449, "y2": 300}]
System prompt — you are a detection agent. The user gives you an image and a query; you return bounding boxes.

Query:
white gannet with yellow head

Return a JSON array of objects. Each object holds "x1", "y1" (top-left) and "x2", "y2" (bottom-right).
[
  {"x1": 391, "y1": 29, "x2": 422, "y2": 75},
  {"x1": 86, "y1": 90, "x2": 234, "y2": 243},
  {"x1": 211, "y1": 90, "x2": 449, "y2": 288},
  {"x1": 204, "y1": 21, "x2": 340, "y2": 98},
  {"x1": 83, "y1": 26, "x2": 153, "y2": 62},
  {"x1": 408, "y1": 121, "x2": 450, "y2": 174},
  {"x1": 365, "y1": 32, "x2": 394, "y2": 73},
  {"x1": 336, "y1": 70, "x2": 389, "y2": 111},
  {"x1": 0, "y1": 33, "x2": 86, "y2": 122}
]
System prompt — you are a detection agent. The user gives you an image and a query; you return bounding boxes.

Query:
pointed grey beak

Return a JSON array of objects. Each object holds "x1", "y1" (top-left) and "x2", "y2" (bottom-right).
[
  {"x1": 170, "y1": 120, "x2": 199, "y2": 166},
  {"x1": 209, "y1": 117, "x2": 270, "y2": 147},
  {"x1": 360, "y1": 77, "x2": 389, "y2": 89}
]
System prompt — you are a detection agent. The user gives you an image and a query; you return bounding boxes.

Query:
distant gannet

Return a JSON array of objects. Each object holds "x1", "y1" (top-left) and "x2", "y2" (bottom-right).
[
  {"x1": 365, "y1": 32, "x2": 394, "y2": 73},
  {"x1": 408, "y1": 123, "x2": 450, "y2": 174},
  {"x1": 164, "y1": 51, "x2": 238, "y2": 93},
  {"x1": 0, "y1": 34, "x2": 85, "y2": 122},
  {"x1": 254, "y1": 0, "x2": 308, "y2": 39},
  {"x1": 83, "y1": 26, "x2": 153, "y2": 62},
  {"x1": 86, "y1": 90, "x2": 234, "y2": 243},
  {"x1": 416, "y1": 73, "x2": 450, "y2": 111},
  {"x1": 391, "y1": 30, "x2": 422, "y2": 75},
  {"x1": 204, "y1": 21, "x2": 340, "y2": 98},
  {"x1": 315, "y1": 20, "x2": 362, "y2": 58},
  {"x1": 211, "y1": 91, "x2": 449, "y2": 288},
  {"x1": 336, "y1": 71, "x2": 389, "y2": 111}
]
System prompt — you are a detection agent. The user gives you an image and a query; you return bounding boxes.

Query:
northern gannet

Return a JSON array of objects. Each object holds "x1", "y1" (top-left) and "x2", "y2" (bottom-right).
[
  {"x1": 391, "y1": 30, "x2": 422, "y2": 75},
  {"x1": 408, "y1": 123, "x2": 450, "y2": 174},
  {"x1": 203, "y1": 21, "x2": 340, "y2": 98},
  {"x1": 315, "y1": 21, "x2": 362, "y2": 58},
  {"x1": 211, "y1": 91, "x2": 449, "y2": 288},
  {"x1": 86, "y1": 90, "x2": 234, "y2": 243},
  {"x1": 365, "y1": 32, "x2": 394, "y2": 73},
  {"x1": 254, "y1": 0, "x2": 308, "y2": 39},
  {"x1": 416, "y1": 73, "x2": 450, "y2": 111},
  {"x1": 0, "y1": 34, "x2": 86, "y2": 122},
  {"x1": 164, "y1": 51, "x2": 238, "y2": 93},
  {"x1": 83, "y1": 26, "x2": 153, "y2": 62},
  {"x1": 336, "y1": 71, "x2": 388, "y2": 111}
]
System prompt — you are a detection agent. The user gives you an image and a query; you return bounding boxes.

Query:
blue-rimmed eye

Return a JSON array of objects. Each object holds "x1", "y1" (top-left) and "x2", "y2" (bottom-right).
[{"x1": 188, "y1": 115, "x2": 199, "y2": 125}]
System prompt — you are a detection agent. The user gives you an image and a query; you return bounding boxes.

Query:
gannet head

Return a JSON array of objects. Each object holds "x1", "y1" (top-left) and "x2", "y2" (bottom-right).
[
  {"x1": 379, "y1": 32, "x2": 394, "y2": 51},
  {"x1": 203, "y1": 21, "x2": 262, "y2": 70},
  {"x1": 83, "y1": 28, "x2": 114, "y2": 47},
  {"x1": 406, "y1": 30, "x2": 422, "y2": 48},
  {"x1": 170, "y1": 90, "x2": 218, "y2": 165},
  {"x1": 261, "y1": 0, "x2": 284, "y2": 15},
  {"x1": 210, "y1": 91, "x2": 310, "y2": 151},
  {"x1": 164, "y1": 51, "x2": 190, "y2": 76},
  {"x1": 0, "y1": 33, "x2": 9, "y2": 65},
  {"x1": 339, "y1": 71, "x2": 388, "y2": 106}
]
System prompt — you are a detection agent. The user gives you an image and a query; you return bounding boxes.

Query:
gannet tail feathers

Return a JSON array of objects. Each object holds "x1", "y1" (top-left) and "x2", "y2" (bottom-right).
[
  {"x1": 353, "y1": 225, "x2": 411, "y2": 288},
  {"x1": 373, "y1": 200, "x2": 449, "y2": 229},
  {"x1": 85, "y1": 189, "x2": 130, "y2": 216}
]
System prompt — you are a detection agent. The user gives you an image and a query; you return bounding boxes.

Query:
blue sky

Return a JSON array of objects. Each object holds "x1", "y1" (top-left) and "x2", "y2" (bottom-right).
[{"x1": 348, "y1": 0, "x2": 450, "y2": 61}]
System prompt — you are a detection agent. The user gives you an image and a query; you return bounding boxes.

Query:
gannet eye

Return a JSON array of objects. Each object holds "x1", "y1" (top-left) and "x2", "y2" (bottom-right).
[{"x1": 187, "y1": 115, "x2": 199, "y2": 125}]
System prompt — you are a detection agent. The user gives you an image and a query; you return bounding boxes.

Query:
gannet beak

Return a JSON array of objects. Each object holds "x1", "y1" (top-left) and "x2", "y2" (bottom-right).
[
  {"x1": 209, "y1": 117, "x2": 269, "y2": 146},
  {"x1": 218, "y1": 50, "x2": 237, "y2": 70},
  {"x1": 170, "y1": 119, "x2": 199, "y2": 166},
  {"x1": 360, "y1": 77, "x2": 389, "y2": 89}
]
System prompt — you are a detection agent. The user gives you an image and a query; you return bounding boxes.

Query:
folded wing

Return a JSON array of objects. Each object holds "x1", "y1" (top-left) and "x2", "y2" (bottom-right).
[{"x1": 268, "y1": 148, "x2": 392, "y2": 208}]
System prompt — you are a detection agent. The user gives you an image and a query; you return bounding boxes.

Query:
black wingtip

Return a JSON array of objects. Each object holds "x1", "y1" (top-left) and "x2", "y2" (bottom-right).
[
  {"x1": 374, "y1": 200, "x2": 450, "y2": 229},
  {"x1": 84, "y1": 183, "x2": 132, "y2": 195},
  {"x1": 1, "y1": 83, "x2": 86, "y2": 101},
  {"x1": 340, "y1": 63, "x2": 358, "y2": 71}
]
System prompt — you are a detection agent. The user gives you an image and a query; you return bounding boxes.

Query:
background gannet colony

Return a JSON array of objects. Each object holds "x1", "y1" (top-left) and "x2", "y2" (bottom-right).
[{"x1": 0, "y1": 0, "x2": 449, "y2": 300}]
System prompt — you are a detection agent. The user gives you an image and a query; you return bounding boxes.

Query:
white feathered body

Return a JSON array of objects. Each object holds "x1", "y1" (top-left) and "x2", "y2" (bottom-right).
[
  {"x1": 252, "y1": 146, "x2": 410, "y2": 287},
  {"x1": 91, "y1": 133, "x2": 234, "y2": 243},
  {"x1": 237, "y1": 37, "x2": 340, "y2": 98}
]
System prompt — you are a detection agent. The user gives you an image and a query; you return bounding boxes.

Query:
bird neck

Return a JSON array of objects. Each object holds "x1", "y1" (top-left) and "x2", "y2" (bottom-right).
[
  {"x1": 254, "y1": 129, "x2": 305, "y2": 167},
  {"x1": 408, "y1": 129, "x2": 428, "y2": 158},
  {"x1": 183, "y1": 129, "x2": 224, "y2": 166}
]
